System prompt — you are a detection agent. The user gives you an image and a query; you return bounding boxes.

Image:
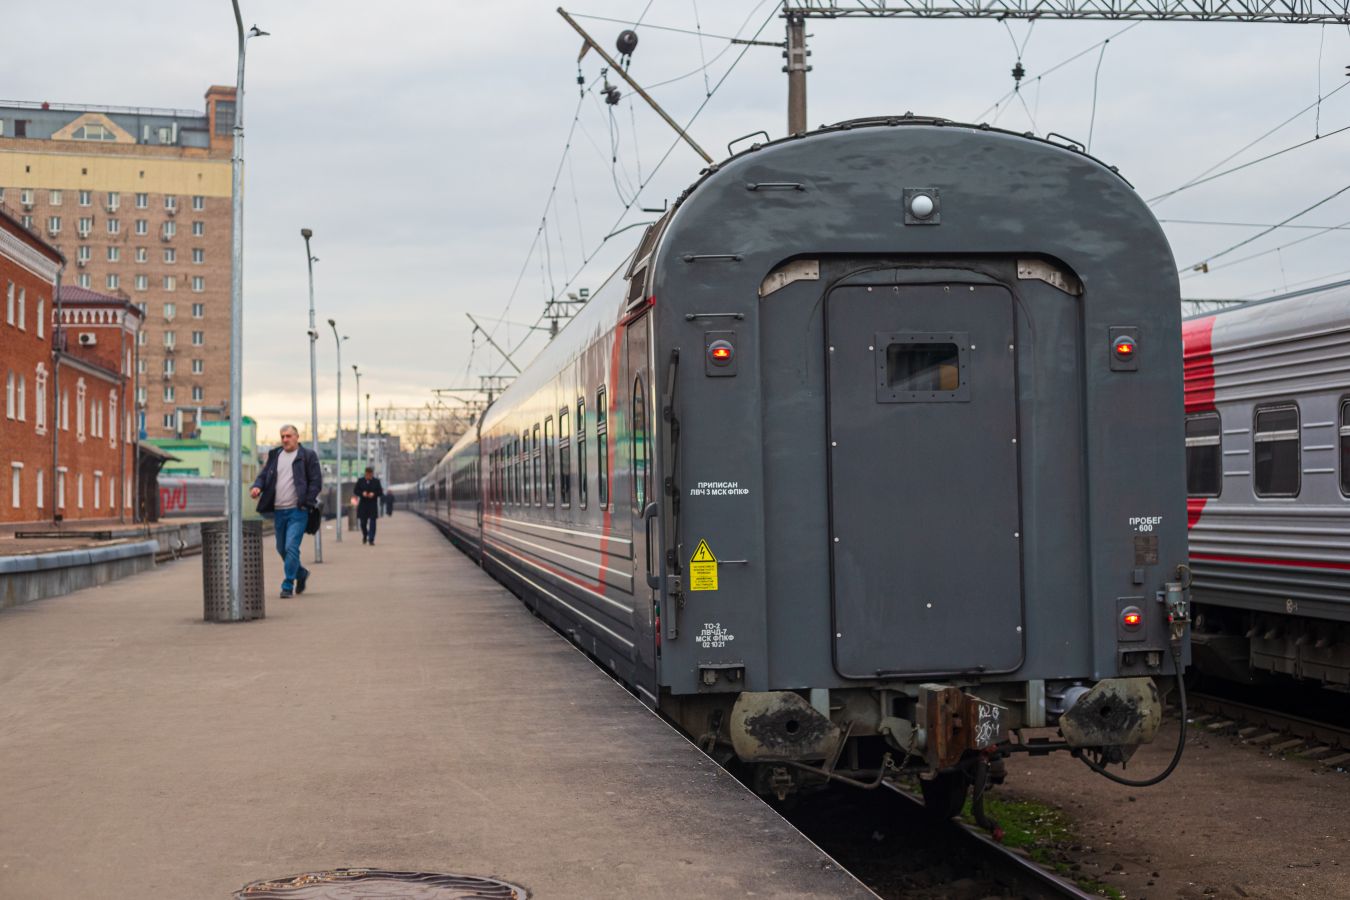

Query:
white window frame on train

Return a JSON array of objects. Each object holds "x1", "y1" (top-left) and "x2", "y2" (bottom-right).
[
  {"x1": 632, "y1": 376, "x2": 649, "y2": 510},
  {"x1": 576, "y1": 397, "x2": 588, "y2": 510},
  {"x1": 1184, "y1": 411, "x2": 1222, "y2": 498},
  {"x1": 558, "y1": 407, "x2": 571, "y2": 509},
  {"x1": 1339, "y1": 398, "x2": 1350, "y2": 497},
  {"x1": 1253, "y1": 403, "x2": 1301, "y2": 498},
  {"x1": 596, "y1": 387, "x2": 609, "y2": 510},
  {"x1": 544, "y1": 415, "x2": 555, "y2": 508},
  {"x1": 532, "y1": 424, "x2": 542, "y2": 507}
]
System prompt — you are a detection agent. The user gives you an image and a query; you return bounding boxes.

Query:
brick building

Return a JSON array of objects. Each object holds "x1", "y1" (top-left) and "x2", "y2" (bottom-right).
[
  {"x1": 1, "y1": 206, "x2": 62, "y2": 523},
  {"x1": 0, "y1": 87, "x2": 235, "y2": 441}
]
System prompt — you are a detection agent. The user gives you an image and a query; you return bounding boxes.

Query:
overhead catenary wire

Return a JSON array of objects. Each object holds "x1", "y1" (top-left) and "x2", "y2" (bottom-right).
[
  {"x1": 1085, "y1": 38, "x2": 1110, "y2": 152},
  {"x1": 1180, "y1": 182, "x2": 1350, "y2": 274},
  {"x1": 1180, "y1": 213, "x2": 1350, "y2": 280}
]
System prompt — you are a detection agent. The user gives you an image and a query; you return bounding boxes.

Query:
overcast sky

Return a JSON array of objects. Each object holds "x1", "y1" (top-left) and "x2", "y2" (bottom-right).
[{"x1": 5, "y1": 2, "x2": 1349, "y2": 441}]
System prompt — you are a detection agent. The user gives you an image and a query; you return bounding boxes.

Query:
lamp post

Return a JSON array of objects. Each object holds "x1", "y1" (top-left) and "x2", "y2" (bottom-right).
[
  {"x1": 301, "y1": 227, "x2": 321, "y2": 563},
  {"x1": 227, "y1": 1, "x2": 268, "y2": 622},
  {"x1": 328, "y1": 319, "x2": 345, "y2": 542},
  {"x1": 365, "y1": 392, "x2": 371, "y2": 470},
  {"x1": 352, "y1": 365, "x2": 362, "y2": 476}
]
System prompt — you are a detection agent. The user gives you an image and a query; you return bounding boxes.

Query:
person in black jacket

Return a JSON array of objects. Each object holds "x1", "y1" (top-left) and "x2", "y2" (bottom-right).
[
  {"x1": 250, "y1": 424, "x2": 323, "y2": 598},
  {"x1": 354, "y1": 466, "x2": 384, "y2": 545}
]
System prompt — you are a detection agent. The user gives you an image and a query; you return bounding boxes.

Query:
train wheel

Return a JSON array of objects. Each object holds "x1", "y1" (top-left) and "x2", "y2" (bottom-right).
[{"x1": 919, "y1": 771, "x2": 969, "y2": 819}]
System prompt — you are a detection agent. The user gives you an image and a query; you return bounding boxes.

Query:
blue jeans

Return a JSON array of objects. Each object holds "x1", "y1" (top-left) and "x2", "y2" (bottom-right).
[{"x1": 273, "y1": 507, "x2": 309, "y2": 592}]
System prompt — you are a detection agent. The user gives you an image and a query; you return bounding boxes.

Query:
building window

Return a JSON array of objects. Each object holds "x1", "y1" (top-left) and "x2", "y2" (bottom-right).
[
  {"x1": 77, "y1": 245, "x2": 91, "y2": 262},
  {"x1": 163, "y1": 248, "x2": 176, "y2": 264},
  {"x1": 192, "y1": 248, "x2": 204, "y2": 264},
  {"x1": 77, "y1": 473, "x2": 84, "y2": 509},
  {"x1": 137, "y1": 329, "x2": 146, "y2": 346},
  {"x1": 135, "y1": 219, "x2": 148, "y2": 235},
  {"x1": 57, "y1": 469, "x2": 66, "y2": 509},
  {"x1": 163, "y1": 358, "x2": 175, "y2": 375},
  {"x1": 215, "y1": 100, "x2": 236, "y2": 135},
  {"x1": 136, "y1": 192, "x2": 148, "y2": 209},
  {"x1": 37, "y1": 469, "x2": 44, "y2": 509},
  {"x1": 49, "y1": 190, "x2": 62, "y2": 206},
  {"x1": 20, "y1": 189, "x2": 33, "y2": 206},
  {"x1": 60, "y1": 390, "x2": 68, "y2": 430},
  {"x1": 163, "y1": 385, "x2": 175, "y2": 402},
  {"x1": 34, "y1": 364, "x2": 46, "y2": 433},
  {"x1": 137, "y1": 387, "x2": 146, "y2": 405},
  {"x1": 16, "y1": 287, "x2": 24, "y2": 330},
  {"x1": 93, "y1": 472, "x2": 101, "y2": 510},
  {"x1": 162, "y1": 413, "x2": 175, "y2": 428},
  {"x1": 192, "y1": 303, "x2": 204, "y2": 318},
  {"x1": 10, "y1": 463, "x2": 20, "y2": 509},
  {"x1": 20, "y1": 215, "x2": 32, "y2": 230},
  {"x1": 4, "y1": 370, "x2": 13, "y2": 418},
  {"x1": 164, "y1": 195, "x2": 177, "y2": 211},
  {"x1": 106, "y1": 217, "x2": 119, "y2": 234},
  {"x1": 124, "y1": 477, "x2": 131, "y2": 509},
  {"x1": 192, "y1": 221, "x2": 204, "y2": 237},
  {"x1": 107, "y1": 246, "x2": 120, "y2": 262},
  {"x1": 163, "y1": 221, "x2": 176, "y2": 238},
  {"x1": 164, "y1": 331, "x2": 176, "y2": 347},
  {"x1": 109, "y1": 392, "x2": 117, "y2": 447},
  {"x1": 73, "y1": 123, "x2": 115, "y2": 141},
  {"x1": 37, "y1": 299, "x2": 44, "y2": 338},
  {"x1": 191, "y1": 359, "x2": 204, "y2": 375},
  {"x1": 76, "y1": 378, "x2": 86, "y2": 441},
  {"x1": 77, "y1": 217, "x2": 92, "y2": 236},
  {"x1": 164, "y1": 303, "x2": 177, "y2": 321},
  {"x1": 191, "y1": 330, "x2": 203, "y2": 346},
  {"x1": 4, "y1": 281, "x2": 11, "y2": 324},
  {"x1": 192, "y1": 195, "x2": 205, "y2": 211},
  {"x1": 163, "y1": 276, "x2": 176, "y2": 292},
  {"x1": 79, "y1": 190, "x2": 92, "y2": 207},
  {"x1": 135, "y1": 247, "x2": 148, "y2": 263},
  {"x1": 106, "y1": 273, "x2": 119, "y2": 290},
  {"x1": 135, "y1": 275, "x2": 148, "y2": 291},
  {"x1": 137, "y1": 358, "x2": 146, "y2": 375},
  {"x1": 77, "y1": 273, "x2": 91, "y2": 289},
  {"x1": 47, "y1": 215, "x2": 61, "y2": 234},
  {"x1": 191, "y1": 276, "x2": 204, "y2": 293},
  {"x1": 15, "y1": 374, "x2": 25, "y2": 421},
  {"x1": 192, "y1": 386, "x2": 203, "y2": 402},
  {"x1": 107, "y1": 192, "x2": 120, "y2": 210},
  {"x1": 1254, "y1": 404, "x2": 1300, "y2": 497}
]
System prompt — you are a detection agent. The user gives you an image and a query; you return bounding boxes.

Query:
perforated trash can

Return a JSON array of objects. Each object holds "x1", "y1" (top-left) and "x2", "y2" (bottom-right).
[{"x1": 201, "y1": 519, "x2": 265, "y2": 621}]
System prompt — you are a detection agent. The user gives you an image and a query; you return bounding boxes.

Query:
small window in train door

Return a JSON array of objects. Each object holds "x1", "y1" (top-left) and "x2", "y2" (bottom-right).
[
  {"x1": 1253, "y1": 404, "x2": 1300, "y2": 498},
  {"x1": 577, "y1": 398, "x2": 588, "y2": 509},
  {"x1": 1185, "y1": 412, "x2": 1222, "y2": 497},
  {"x1": 1340, "y1": 399, "x2": 1350, "y2": 496},
  {"x1": 558, "y1": 407, "x2": 571, "y2": 508},
  {"x1": 597, "y1": 387, "x2": 609, "y2": 509},
  {"x1": 632, "y1": 375, "x2": 648, "y2": 509},
  {"x1": 533, "y1": 424, "x2": 542, "y2": 507},
  {"x1": 544, "y1": 416, "x2": 555, "y2": 507}
]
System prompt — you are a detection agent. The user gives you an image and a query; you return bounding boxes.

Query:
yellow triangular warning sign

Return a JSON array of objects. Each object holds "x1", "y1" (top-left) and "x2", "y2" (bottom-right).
[{"x1": 690, "y1": 539, "x2": 717, "y2": 563}]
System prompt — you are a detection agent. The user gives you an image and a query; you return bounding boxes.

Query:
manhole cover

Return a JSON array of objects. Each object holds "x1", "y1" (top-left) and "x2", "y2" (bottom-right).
[{"x1": 235, "y1": 869, "x2": 528, "y2": 899}]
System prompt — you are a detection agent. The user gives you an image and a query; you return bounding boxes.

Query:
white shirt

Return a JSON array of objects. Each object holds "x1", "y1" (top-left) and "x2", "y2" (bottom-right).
[{"x1": 274, "y1": 448, "x2": 300, "y2": 509}]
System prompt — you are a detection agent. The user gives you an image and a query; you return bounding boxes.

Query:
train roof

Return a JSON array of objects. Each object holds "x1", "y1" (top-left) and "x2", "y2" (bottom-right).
[{"x1": 1183, "y1": 278, "x2": 1350, "y2": 322}]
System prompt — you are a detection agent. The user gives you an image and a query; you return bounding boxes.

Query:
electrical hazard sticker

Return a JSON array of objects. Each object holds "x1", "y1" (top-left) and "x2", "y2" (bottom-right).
[{"x1": 689, "y1": 539, "x2": 719, "y2": 591}]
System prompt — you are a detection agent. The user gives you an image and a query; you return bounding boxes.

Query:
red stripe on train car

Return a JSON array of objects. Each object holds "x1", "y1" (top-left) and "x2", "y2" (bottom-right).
[
  {"x1": 1190, "y1": 551, "x2": 1350, "y2": 572},
  {"x1": 1182, "y1": 316, "x2": 1218, "y2": 528}
]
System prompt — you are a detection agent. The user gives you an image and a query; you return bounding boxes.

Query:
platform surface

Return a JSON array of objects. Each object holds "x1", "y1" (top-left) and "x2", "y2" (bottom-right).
[{"x1": 0, "y1": 514, "x2": 873, "y2": 899}]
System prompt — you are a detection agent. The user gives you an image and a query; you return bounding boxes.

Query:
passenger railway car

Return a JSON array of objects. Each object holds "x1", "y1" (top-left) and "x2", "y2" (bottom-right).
[
  {"x1": 414, "y1": 116, "x2": 1191, "y2": 808},
  {"x1": 1185, "y1": 280, "x2": 1350, "y2": 687}
]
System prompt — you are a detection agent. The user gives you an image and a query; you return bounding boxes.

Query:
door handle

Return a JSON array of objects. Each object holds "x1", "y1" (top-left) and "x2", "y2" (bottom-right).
[{"x1": 643, "y1": 501, "x2": 661, "y2": 590}]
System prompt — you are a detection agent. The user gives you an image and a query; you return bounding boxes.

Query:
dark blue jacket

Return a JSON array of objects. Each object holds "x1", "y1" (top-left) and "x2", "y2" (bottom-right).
[
  {"x1": 252, "y1": 444, "x2": 323, "y2": 513},
  {"x1": 354, "y1": 477, "x2": 384, "y2": 519}
]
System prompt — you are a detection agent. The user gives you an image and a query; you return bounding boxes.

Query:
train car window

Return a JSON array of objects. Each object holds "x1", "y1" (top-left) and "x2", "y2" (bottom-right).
[
  {"x1": 1340, "y1": 399, "x2": 1350, "y2": 496},
  {"x1": 1185, "y1": 412, "x2": 1222, "y2": 497},
  {"x1": 597, "y1": 387, "x2": 609, "y2": 509},
  {"x1": 577, "y1": 399, "x2": 588, "y2": 510},
  {"x1": 632, "y1": 376, "x2": 649, "y2": 509},
  {"x1": 887, "y1": 342, "x2": 961, "y2": 392},
  {"x1": 544, "y1": 416, "x2": 556, "y2": 507},
  {"x1": 523, "y1": 429, "x2": 532, "y2": 505},
  {"x1": 559, "y1": 408, "x2": 571, "y2": 509},
  {"x1": 533, "y1": 424, "x2": 542, "y2": 507},
  {"x1": 1254, "y1": 404, "x2": 1300, "y2": 497}
]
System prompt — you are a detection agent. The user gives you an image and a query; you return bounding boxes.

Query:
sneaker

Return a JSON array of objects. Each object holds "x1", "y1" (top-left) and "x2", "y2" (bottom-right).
[
  {"x1": 296, "y1": 570, "x2": 308, "y2": 595},
  {"x1": 280, "y1": 588, "x2": 294, "y2": 599}
]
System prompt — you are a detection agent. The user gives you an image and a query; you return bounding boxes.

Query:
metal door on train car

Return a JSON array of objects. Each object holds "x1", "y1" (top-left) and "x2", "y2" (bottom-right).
[
  {"x1": 627, "y1": 311, "x2": 660, "y2": 685},
  {"x1": 825, "y1": 282, "x2": 1024, "y2": 678}
]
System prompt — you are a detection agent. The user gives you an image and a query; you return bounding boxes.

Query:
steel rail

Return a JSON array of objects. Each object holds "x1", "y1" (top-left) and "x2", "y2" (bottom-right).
[
  {"x1": 1188, "y1": 691, "x2": 1350, "y2": 753},
  {"x1": 883, "y1": 782, "x2": 1097, "y2": 900}
]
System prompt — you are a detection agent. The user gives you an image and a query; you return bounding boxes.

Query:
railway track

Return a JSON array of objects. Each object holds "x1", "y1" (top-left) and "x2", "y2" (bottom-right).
[{"x1": 1188, "y1": 691, "x2": 1350, "y2": 768}]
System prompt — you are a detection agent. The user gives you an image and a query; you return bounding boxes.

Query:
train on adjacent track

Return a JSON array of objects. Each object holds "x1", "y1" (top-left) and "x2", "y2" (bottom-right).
[
  {"x1": 398, "y1": 115, "x2": 1193, "y2": 811},
  {"x1": 1185, "y1": 279, "x2": 1350, "y2": 690}
]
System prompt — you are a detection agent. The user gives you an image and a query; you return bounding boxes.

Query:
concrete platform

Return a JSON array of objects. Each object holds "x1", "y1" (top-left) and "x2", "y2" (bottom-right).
[{"x1": 0, "y1": 515, "x2": 873, "y2": 899}]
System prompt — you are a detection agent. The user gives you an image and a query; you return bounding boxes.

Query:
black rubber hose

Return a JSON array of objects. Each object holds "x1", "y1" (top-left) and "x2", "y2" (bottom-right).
[{"x1": 1079, "y1": 644, "x2": 1187, "y2": 788}]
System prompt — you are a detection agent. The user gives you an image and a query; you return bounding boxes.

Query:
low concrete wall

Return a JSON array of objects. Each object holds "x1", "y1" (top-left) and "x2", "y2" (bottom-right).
[{"x1": 0, "y1": 541, "x2": 160, "y2": 610}]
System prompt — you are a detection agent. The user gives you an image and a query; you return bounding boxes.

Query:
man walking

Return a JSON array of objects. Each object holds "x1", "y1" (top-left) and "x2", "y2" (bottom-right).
[
  {"x1": 355, "y1": 466, "x2": 384, "y2": 545},
  {"x1": 250, "y1": 424, "x2": 323, "y2": 598}
]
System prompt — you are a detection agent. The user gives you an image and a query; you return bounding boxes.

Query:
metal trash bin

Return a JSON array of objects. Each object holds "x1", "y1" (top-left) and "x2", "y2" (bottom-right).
[
  {"x1": 201, "y1": 519, "x2": 265, "y2": 621},
  {"x1": 347, "y1": 504, "x2": 357, "y2": 531}
]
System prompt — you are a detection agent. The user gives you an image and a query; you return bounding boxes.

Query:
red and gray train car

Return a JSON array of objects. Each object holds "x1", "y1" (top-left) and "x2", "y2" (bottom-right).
[
  {"x1": 1184, "y1": 280, "x2": 1350, "y2": 687},
  {"x1": 404, "y1": 117, "x2": 1191, "y2": 807}
]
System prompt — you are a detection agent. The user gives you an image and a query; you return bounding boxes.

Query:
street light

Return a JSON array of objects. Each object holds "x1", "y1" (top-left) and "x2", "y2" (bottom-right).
[
  {"x1": 227, "y1": 1, "x2": 268, "y2": 622},
  {"x1": 365, "y1": 392, "x2": 371, "y2": 471},
  {"x1": 352, "y1": 365, "x2": 362, "y2": 478},
  {"x1": 301, "y1": 227, "x2": 321, "y2": 564},
  {"x1": 328, "y1": 319, "x2": 346, "y2": 543}
]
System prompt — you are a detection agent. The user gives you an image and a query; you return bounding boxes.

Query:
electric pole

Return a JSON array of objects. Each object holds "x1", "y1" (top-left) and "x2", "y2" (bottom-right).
[{"x1": 785, "y1": 12, "x2": 809, "y2": 135}]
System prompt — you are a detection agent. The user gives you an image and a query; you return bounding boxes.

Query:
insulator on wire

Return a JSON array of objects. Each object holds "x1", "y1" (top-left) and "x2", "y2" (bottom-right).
[{"x1": 1012, "y1": 61, "x2": 1025, "y2": 85}]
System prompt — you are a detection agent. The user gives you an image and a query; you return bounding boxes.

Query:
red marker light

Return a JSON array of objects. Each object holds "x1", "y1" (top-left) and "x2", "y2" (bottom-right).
[
  {"x1": 1123, "y1": 611, "x2": 1142, "y2": 627},
  {"x1": 708, "y1": 339, "x2": 735, "y2": 366},
  {"x1": 1113, "y1": 336, "x2": 1137, "y2": 360},
  {"x1": 711, "y1": 346, "x2": 732, "y2": 361}
]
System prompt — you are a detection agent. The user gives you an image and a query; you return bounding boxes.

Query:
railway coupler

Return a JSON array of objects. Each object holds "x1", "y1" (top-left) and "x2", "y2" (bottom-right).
[
  {"x1": 915, "y1": 683, "x2": 1009, "y2": 771},
  {"x1": 1058, "y1": 676, "x2": 1163, "y2": 760}
]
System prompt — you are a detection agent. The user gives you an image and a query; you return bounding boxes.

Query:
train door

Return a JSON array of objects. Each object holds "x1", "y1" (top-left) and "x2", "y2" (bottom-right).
[
  {"x1": 824, "y1": 281, "x2": 1024, "y2": 677},
  {"x1": 627, "y1": 312, "x2": 659, "y2": 684}
]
